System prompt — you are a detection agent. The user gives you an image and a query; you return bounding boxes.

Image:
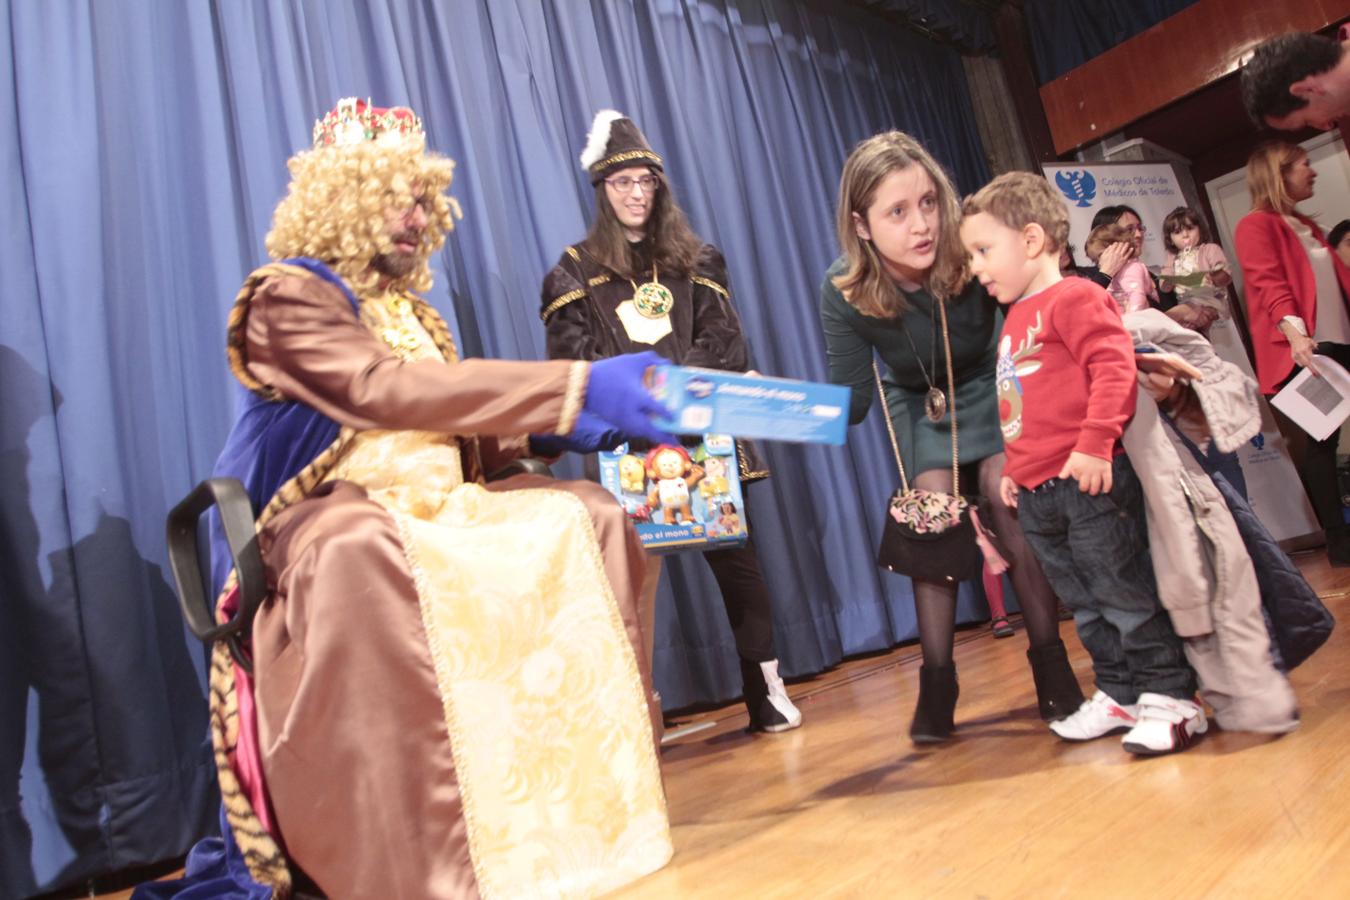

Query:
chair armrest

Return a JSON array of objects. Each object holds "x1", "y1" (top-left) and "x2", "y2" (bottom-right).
[{"x1": 165, "y1": 477, "x2": 265, "y2": 673}]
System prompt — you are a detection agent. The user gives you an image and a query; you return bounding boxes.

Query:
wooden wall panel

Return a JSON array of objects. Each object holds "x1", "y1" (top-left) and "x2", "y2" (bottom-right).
[{"x1": 1040, "y1": 0, "x2": 1350, "y2": 155}]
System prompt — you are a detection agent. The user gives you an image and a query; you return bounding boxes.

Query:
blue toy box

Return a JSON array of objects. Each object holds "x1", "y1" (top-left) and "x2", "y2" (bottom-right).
[
  {"x1": 598, "y1": 434, "x2": 748, "y2": 553},
  {"x1": 648, "y1": 365, "x2": 849, "y2": 445}
]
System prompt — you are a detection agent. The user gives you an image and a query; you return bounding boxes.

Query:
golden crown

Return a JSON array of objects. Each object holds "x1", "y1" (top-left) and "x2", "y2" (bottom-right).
[{"x1": 312, "y1": 97, "x2": 423, "y2": 148}]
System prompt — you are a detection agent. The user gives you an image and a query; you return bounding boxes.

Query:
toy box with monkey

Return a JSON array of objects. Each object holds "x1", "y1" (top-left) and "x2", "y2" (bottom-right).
[{"x1": 598, "y1": 434, "x2": 749, "y2": 553}]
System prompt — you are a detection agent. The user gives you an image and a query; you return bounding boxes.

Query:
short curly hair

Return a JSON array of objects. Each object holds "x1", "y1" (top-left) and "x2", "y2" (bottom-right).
[
  {"x1": 1240, "y1": 33, "x2": 1342, "y2": 125},
  {"x1": 961, "y1": 171, "x2": 1070, "y2": 254},
  {"x1": 265, "y1": 134, "x2": 461, "y2": 295}
]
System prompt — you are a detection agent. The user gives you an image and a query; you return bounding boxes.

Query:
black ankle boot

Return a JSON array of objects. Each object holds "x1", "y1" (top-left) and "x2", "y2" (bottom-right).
[
  {"x1": 1327, "y1": 525, "x2": 1350, "y2": 568},
  {"x1": 1027, "y1": 640, "x2": 1085, "y2": 722},
  {"x1": 910, "y1": 663, "x2": 958, "y2": 744}
]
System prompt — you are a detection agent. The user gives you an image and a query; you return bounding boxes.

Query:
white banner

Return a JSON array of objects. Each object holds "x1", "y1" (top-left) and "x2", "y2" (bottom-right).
[
  {"x1": 1042, "y1": 161, "x2": 1182, "y2": 268},
  {"x1": 1042, "y1": 161, "x2": 1319, "y2": 542}
]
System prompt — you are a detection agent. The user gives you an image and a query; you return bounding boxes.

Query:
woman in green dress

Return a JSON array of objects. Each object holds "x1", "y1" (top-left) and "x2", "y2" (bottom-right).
[{"x1": 819, "y1": 131, "x2": 1082, "y2": 743}]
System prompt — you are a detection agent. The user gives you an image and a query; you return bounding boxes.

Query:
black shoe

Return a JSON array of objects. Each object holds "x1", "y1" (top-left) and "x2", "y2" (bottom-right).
[
  {"x1": 740, "y1": 658, "x2": 802, "y2": 733},
  {"x1": 1327, "y1": 525, "x2": 1350, "y2": 568},
  {"x1": 991, "y1": 615, "x2": 1015, "y2": 638},
  {"x1": 1027, "y1": 640, "x2": 1085, "y2": 722},
  {"x1": 910, "y1": 663, "x2": 958, "y2": 744}
]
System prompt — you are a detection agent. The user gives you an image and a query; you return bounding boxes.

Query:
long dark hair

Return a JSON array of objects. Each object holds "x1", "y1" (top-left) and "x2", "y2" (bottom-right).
[{"x1": 580, "y1": 168, "x2": 704, "y2": 279}]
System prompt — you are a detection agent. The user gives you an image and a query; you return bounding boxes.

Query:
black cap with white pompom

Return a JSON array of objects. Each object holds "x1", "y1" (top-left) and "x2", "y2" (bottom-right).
[{"x1": 580, "y1": 109, "x2": 663, "y2": 184}]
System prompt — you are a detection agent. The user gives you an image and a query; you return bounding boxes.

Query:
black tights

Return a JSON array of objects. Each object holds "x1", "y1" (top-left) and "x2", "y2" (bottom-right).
[
  {"x1": 910, "y1": 454, "x2": 1059, "y2": 667},
  {"x1": 1272, "y1": 341, "x2": 1350, "y2": 531}
]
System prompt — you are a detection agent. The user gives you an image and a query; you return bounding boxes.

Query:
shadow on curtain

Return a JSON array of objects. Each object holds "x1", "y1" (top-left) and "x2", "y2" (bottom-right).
[{"x1": 0, "y1": 0, "x2": 994, "y2": 893}]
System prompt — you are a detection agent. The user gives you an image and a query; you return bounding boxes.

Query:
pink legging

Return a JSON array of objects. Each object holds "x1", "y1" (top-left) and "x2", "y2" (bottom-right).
[{"x1": 982, "y1": 562, "x2": 1008, "y2": 621}]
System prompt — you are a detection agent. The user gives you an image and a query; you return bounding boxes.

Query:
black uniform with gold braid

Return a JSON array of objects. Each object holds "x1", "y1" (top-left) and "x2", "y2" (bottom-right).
[{"x1": 539, "y1": 109, "x2": 802, "y2": 735}]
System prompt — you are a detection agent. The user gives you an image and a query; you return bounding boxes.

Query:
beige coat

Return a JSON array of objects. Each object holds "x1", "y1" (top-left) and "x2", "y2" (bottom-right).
[{"x1": 1121, "y1": 310, "x2": 1296, "y2": 732}]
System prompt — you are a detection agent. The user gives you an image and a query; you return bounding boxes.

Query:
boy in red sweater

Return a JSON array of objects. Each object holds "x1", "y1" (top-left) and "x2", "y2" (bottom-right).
[{"x1": 959, "y1": 172, "x2": 1204, "y2": 756}]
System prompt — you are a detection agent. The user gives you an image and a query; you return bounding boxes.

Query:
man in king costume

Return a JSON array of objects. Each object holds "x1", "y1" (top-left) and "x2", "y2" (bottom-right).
[{"x1": 144, "y1": 99, "x2": 674, "y2": 900}]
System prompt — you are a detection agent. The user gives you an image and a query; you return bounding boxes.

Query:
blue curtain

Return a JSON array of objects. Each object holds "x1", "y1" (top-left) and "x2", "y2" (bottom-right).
[
  {"x1": 1024, "y1": 0, "x2": 1200, "y2": 84},
  {"x1": 0, "y1": 0, "x2": 991, "y2": 893}
]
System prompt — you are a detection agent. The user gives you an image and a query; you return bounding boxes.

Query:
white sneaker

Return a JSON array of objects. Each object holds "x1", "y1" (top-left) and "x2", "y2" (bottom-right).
[
  {"x1": 1049, "y1": 690, "x2": 1138, "y2": 741},
  {"x1": 755, "y1": 660, "x2": 803, "y2": 733},
  {"x1": 1121, "y1": 693, "x2": 1207, "y2": 755}
]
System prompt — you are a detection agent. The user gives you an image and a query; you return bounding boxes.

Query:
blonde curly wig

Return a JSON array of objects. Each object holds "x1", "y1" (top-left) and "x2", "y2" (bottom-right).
[{"x1": 265, "y1": 134, "x2": 462, "y2": 295}]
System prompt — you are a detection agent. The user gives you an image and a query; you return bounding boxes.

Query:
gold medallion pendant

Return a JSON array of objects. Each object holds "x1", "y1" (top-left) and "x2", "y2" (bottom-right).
[
  {"x1": 632, "y1": 280, "x2": 674, "y2": 319},
  {"x1": 924, "y1": 387, "x2": 948, "y2": 423}
]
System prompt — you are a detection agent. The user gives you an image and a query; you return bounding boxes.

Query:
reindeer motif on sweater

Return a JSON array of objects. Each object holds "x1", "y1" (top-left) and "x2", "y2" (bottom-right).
[{"x1": 996, "y1": 310, "x2": 1043, "y2": 443}]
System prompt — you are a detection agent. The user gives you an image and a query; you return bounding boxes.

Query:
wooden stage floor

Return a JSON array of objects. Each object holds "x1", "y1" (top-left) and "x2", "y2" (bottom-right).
[
  {"x1": 103, "y1": 551, "x2": 1349, "y2": 900},
  {"x1": 623, "y1": 550, "x2": 1350, "y2": 899}
]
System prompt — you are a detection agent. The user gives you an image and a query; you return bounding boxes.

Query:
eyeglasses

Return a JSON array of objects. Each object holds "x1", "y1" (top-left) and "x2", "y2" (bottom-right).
[
  {"x1": 1122, "y1": 222, "x2": 1145, "y2": 235},
  {"x1": 605, "y1": 174, "x2": 659, "y2": 194}
]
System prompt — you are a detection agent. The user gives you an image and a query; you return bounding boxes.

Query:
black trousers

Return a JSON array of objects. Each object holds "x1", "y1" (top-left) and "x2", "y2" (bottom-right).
[
  {"x1": 701, "y1": 485, "x2": 777, "y2": 662},
  {"x1": 1273, "y1": 341, "x2": 1350, "y2": 531}
]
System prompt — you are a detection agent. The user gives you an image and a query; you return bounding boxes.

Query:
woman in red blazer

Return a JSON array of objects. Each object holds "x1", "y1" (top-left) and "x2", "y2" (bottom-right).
[{"x1": 1235, "y1": 139, "x2": 1350, "y2": 562}]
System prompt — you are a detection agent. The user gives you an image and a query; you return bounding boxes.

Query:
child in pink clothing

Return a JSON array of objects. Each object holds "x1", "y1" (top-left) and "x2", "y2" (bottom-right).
[
  {"x1": 1086, "y1": 222, "x2": 1158, "y2": 313},
  {"x1": 1161, "y1": 206, "x2": 1233, "y2": 334}
]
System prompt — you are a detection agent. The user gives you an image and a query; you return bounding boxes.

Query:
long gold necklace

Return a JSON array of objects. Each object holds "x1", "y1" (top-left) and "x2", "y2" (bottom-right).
[
  {"x1": 896, "y1": 299, "x2": 948, "y2": 423},
  {"x1": 629, "y1": 264, "x2": 674, "y2": 319}
]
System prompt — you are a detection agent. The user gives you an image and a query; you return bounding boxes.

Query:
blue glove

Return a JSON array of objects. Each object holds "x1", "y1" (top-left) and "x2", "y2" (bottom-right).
[
  {"x1": 584, "y1": 351, "x2": 678, "y2": 445},
  {"x1": 529, "y1": 410, "x2": 625, "y2": 456}
]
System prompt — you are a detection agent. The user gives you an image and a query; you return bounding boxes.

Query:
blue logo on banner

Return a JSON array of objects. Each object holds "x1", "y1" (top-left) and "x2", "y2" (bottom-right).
[
  {"x1": 1054, "y1": 170, "x2": 1096, "y2": 207},
  {"x1": 1250, "y1": 433, "x2": 1265, "y2": 450}
]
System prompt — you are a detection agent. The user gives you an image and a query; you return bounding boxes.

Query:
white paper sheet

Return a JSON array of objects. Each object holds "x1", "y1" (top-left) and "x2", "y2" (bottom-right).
[{"x1": 1270, "y1": 354, "x2": 1350, "y2": 441}]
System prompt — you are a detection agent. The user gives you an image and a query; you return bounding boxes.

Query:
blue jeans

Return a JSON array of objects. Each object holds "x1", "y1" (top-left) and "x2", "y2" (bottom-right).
[{"x1": 1017, "y1": 455, "x2": 1195, "y2": 704}]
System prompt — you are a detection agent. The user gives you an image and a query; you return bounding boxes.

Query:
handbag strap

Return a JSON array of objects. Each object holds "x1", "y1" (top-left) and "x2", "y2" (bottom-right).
[{"x1": 872, "y1": 295, "x2": 959, "y2": 494}]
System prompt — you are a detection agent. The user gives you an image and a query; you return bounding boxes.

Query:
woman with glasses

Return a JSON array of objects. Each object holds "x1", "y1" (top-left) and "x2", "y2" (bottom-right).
[
  {"x1": 1085, "y1": 204, "x2": 1217, "y2": 330},
  {"x1": 1085, "y1": 205, "x2": 1153, "y2": 292},
  {"x1": 539, "y1": 110, "x2": 803, "y2": 733}
]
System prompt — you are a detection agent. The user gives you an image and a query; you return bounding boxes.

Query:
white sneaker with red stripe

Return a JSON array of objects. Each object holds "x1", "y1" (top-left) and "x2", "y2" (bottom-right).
[
  {"x1": 1049, "y1": 690, "x2": 1138, "y2": 741},
  {"x1": 1122, "y1": 693, "x2": 1207, "y2": 755}
]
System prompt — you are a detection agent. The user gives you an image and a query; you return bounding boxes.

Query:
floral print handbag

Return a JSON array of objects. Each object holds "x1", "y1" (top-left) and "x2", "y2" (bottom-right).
[{"x1": 871, "y1": 298, "x2": 1005, "y2": 583}]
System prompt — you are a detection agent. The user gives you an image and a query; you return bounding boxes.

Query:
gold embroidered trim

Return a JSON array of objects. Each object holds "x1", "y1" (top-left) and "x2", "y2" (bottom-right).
[
  {"x1": 589, "y1": 149, "x2": 662, "y2": 175},
  {"x1": 396, "y1": 489, "x2": 669, "y2": 897},
  {"x1": 542, "y1": 488, "x2": 668, "y2": 818},
  {"x1": 735, "y1": 440, "x2": 770, "y2": 482},
  {"x1": 209, "y1": 639, "x2": 292, "y2": 897},
  {"x1": 558, "y1": 361, "x2": 588, "y2": 434},
  {"x1": 394, "y1": 509, "x2": 492, "y2": 897},
  {"x1": 541, "y1": 288, "x2": 586, "y2": 322},
  {"x1": 409, "y1": 292, "x2": 460, "y2": 363},
  {"x1": 227, "y1": 262, "x2": 322, "y2": 401},
  {"x1": 588, "y1": 274, "x2": 613, "y2": 287},
  {"x1": 565, "y1": 246, "x2": 581, "y2": 262},
  {"x1": 691, "y1": 276, "x2": 730, "y2": 299},
  {"x1": 255, "y1": 431, "x2": 355, "y2": 530}
]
